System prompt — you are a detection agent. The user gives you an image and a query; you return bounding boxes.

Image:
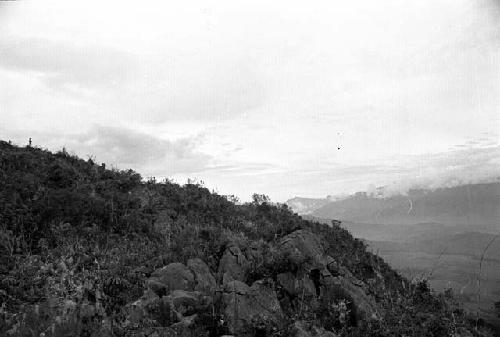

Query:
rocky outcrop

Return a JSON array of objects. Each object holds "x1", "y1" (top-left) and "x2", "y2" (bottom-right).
[
  {"x1": 129, "y1": 230, "x2": 382, "y2": 335},
  {"x1": 278, "y1": 229, "x2": 380, "y2": 322},
  {"x1": 129, "y1": 259, "x2": 217, "y2": 336}
]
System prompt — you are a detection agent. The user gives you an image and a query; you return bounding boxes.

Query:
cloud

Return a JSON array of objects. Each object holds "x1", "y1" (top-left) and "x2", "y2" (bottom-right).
[
  {"x1": 367, "y1": 145, "x2": 500, "y2": 197},
  {"x1": 0, "y1": 37, "x2": 137, "y2": 93},
  {"x1": 203, "y1": 145, "x2": 500, "y2": 201},
  {"x1": 0, "y1": 36, "x2": 266, "y2": 123},
  {"x1": 78, "y1": 126, "x2": 212, "y2": 176},
  {"x1": 2, "y1": 126, "x2": 211, "y2": 177}
]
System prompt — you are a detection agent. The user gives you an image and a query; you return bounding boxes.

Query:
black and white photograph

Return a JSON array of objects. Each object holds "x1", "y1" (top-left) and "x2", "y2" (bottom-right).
[{"x1": 0, "y1": 0, "x2": 499, "y2": 336}]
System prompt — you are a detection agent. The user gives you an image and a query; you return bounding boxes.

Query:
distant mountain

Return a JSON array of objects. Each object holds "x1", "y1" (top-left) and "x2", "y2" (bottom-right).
[
  {"x1": 286, "y1": 194, "x2": 349, "y2": 214},
  {"x1": 308, "y1": 183, "x2": 500, "y2": 226},
  {"x1": 285, "y1": 197, "x2": 331, "y2": 214}
]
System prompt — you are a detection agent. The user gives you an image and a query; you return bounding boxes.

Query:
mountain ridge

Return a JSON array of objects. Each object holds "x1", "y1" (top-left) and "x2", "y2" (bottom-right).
[{"x1": 287, "y1": 182, "x2": 500, "y2": 226}]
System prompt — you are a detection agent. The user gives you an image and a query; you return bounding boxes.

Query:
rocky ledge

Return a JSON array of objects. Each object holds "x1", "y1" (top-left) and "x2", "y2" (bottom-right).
[{"x1": 124, "y1": 229, "x2": 382, "y2": 337}]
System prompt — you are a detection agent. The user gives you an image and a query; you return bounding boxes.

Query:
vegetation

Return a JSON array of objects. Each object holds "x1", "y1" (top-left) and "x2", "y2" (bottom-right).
[{"x1": 0, "y1": 141, "x2": 492, "y2": 336}]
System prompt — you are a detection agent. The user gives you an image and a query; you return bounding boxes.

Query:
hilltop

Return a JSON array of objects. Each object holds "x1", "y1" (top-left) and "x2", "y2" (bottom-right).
[{"x1": 0, "y1": 141, "x2": 492, "y2": 336}]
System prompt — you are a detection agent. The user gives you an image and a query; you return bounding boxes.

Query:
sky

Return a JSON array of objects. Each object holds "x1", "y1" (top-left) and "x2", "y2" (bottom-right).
[{"x1": 0, "y1": 0, "x2": 499, "y2": 201}]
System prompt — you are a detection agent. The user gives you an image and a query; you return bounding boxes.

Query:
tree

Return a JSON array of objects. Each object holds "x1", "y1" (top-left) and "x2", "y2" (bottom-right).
[{"x1": 252, "y1": 193, "x2": 270, "y2": 205}]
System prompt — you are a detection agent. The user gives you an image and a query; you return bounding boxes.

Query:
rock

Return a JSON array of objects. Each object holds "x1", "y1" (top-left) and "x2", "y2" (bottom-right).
[
  {"x1": 187, "y1": 258, "x2": 217, "y2": 293},
  {"x1": 222, "y1": 280, "x2": 284, "y2": 336},
  {"x1": 249, "y1": 280, "x2": 283, "y2": 320},
  {"x1": 170, "y1": 314, "x2": 198, "y2": 337},
  {"x1": 127, "y1": 289, "x2": 161, "y2": 325},
  {"x1": 218, "y1": 244, "x2": 250, "y2": 283},
  {"x1": 167, "y1": 290, "x2": 212, "y2": 317},
  {"x1": 278, "y1": 230, "x2": 380, "y2": 324},
  {"x1": 278, "y1": 230, "x2": 328, "y2": 270},
  {"x1": 322, "y1": 273, "x2": 379, "y2": 322},
  {"x1": 134, "y1": 259, "x2": 216, "y2": 335},
  {"x1": 127, "y1": 289, "x2": 213, "y2": 331},
  {"x1": 146, "y1": 263, "x2": 195, "y2": 296},
  {"x1": 277, "y1": 272, "x2": 316, "y2": 298},
  {"x1": 147, "y1": 258, "x2": 217, "y2": 296}
]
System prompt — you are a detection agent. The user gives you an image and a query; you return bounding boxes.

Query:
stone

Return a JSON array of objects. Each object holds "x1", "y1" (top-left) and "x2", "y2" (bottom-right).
[
  {"x1": 146, "y1": 263, "x2": 195, "y2": 296},
  {"x1": 218, "y1": 244, "x2": 250, "y2": 283},
  {"x1": 167, "y1": 290, "x2": 212, "y2": 317},
  {"x1": 278, "y1": 230, "x2": 381, "y2": 324},
  {"x1": 222, "y1": 280, "x2": 284, "y2": 336},
  {"x1": 127, "y1": 289, "x2": 213, "y2": 331},
  {"x1": 278, "y1": 230, "x2": 328, "y2": 270},
  {"x1": 322, "y1": 273, "x2": 379, "y2": 322},
  {"x1": 127, "y1": 290, "x2": 160, "y2": 325},
  {"x1": 170, "y1": 314, "x2": 198, "y2": 337},
  {"x1": 187, "y1": 258, "x2": 217, "y2": 293},
  {"x1": 277, "y1": 272, "x2": 316, "y2": 298}
]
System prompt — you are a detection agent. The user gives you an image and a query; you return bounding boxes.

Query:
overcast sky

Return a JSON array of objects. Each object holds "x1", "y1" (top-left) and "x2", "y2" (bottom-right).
[{"x1": 0, "y1": 0, "x2": 499, "y2": 201}]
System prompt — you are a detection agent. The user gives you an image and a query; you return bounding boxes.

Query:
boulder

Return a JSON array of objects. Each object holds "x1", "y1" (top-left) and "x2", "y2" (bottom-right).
[
  {"x1": 218, "y1": 244, "x2": 250, "y2": 283},
  {"x1": 321, "y1": 269, "x2": 379, "y2": 322},
  {"x1": 167, "y1": 290, "x2": 212, "y2": 317},
  {"x1": 146, "y1": 259, "x2": 217, "y2": 296},
  {"x1": 278, "y1": 230, "x2": 328, "y2": 270},
  {"x1": 127, "y1": 289, "x2": 213, "y2": 331},
  {"x1": 127, "y1": 289, "x2": 161, "y2": 325},
  {"x1": 137, "y1": 260, "x2": 216, "y2": 332},
  {"x1": 222, "y1": 280, "x2": 284, "y2": 336},
  {"x1": 146, "y1": 263, "x2": 195, "y2": 296},
  {"x1": 187, "y1": 258, "x2": 217, "y2": 293},
  {"x1": 277, "y1": 272, "x2": 316, "y2": 298},
  {"x1": 169, "y1": 313, "x2": 198, "y2": 337}
]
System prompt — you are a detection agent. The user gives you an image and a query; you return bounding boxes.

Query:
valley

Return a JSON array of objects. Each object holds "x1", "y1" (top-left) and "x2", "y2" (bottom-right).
[{"x1": 290, "y1": 183, "x2": 500, "y2": 332}]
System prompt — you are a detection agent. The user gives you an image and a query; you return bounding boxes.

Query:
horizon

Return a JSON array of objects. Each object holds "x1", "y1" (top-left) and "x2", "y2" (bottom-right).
[{"x1": 1, "y1": 0, "x2": 499, "y2": 202}]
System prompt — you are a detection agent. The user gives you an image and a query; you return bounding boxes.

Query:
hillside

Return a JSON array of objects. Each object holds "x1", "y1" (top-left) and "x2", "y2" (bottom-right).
[
  {"x1": 297, "y1": 184, "x2": 500, "y2": 226},
  {"x1": 0, "y1": 141, "x2": 492, "y2": 337}
]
